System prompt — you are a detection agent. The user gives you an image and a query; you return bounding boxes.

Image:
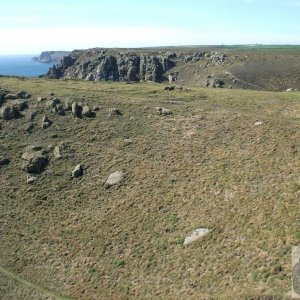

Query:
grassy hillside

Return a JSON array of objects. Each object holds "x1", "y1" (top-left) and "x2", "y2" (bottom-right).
[
  {"x1": 0, "y1": 77, "x2": 300, "y2": 299},
  {"x1": 171, "y1": 47, "x2": 300, "y2": 91}
]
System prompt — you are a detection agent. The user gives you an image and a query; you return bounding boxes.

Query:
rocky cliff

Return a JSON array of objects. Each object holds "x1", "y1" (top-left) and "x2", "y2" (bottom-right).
[
  {"x1": 44, "y1": 48, "x2": 228, "y2": 83},
  {"x1": 33, "y1": 51, "x2": 71, "y2": 64}
]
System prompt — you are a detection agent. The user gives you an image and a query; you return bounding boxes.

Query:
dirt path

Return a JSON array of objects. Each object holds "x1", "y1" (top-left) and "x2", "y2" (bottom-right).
[
  {"x1": 224, "y1": 71, "x2": 263, "y2": 89},
  {"x1": 0, "y1": 265, "x2": 74, "y2": 300}
]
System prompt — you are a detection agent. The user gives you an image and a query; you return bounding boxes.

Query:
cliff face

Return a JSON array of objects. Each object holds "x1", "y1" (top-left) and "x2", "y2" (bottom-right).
[{"x1": 44, "y1": 48, "x2": 179, "y2": 82}]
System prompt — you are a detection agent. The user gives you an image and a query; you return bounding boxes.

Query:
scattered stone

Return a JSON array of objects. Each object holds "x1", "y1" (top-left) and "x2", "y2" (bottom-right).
[
  {"x1": 183, "y1": 228, "x2": 211, "y2": 245},
  {"x1": 254, "y1": 121, "x2": 263, "y2": 126},
  {"x1": 72, "y1": 102, "x2": 82, "y2": 118},
  {"x1": 27, "y1": 175, "x2": 37, "y2": 184},
  {"x1": 37, "y1": 96, "x2": 47, "y2": 102},
  {"x1": 21, "y1": 148, "x2": 48, "y2": 174},
  {"x1": 155, "y1": 107, "x2": 172, "y2": 116},
  {"x1": 65, "y1": 98, "x2": 73, "y2": 111},
  {"x1": 164, "y1": 86, "x2": 176, "y2": 91},
  {"x1": 29, "y1": 111, "x2": 37, "y2": 121},
  {"x1": 124, "y1": 138, "x2": 133, "y2": 145},
  {"x1": 82, "y1": 105, "x2": 94, "y2": 117},
  {"x1": 42, "y1": 115, "x2": 52, "y2": 129},
  {"x1": 206, "y1": 76, "x2": 224, "y2": 88},
  {"x1": 13, "y1": 99, "x2": 28, "y2": 111},
  {"x1": 105, "y1": 170, "x2": 125, "y2": 186},
  {"x1": 47, "y1": 98, "x2": 61, "y2": 109},
  {"x1": 25, "y1": 123, "x2": 34, "y2": 133},
  {"x1": 92, "y1": 106, "x2": 100, "y2": 111},
  {"x1": 109, "y1": 108, "x2": 122, "y2": 117},
  {"x1": 72, "y1": 164, "x2": 83, "y2": 178},
  {"x1": 286, "y1": 88, "x2": 295, "y2": 92},
  {"x1": 55, "y1": 104, "x2": 65, "y2": 115},
  {"x1": 17, "y1": 91, "x2": 31, "y2": 99},
  {"x1": 4, "y1": 94, "x2": 18, "y2": 100},
  {"x1": 0, "y1": 105, "x2": 19, "y2": 120},
  {"x1": 53, "y1": 145, "x2": 63, "y2": 159},
  {"x1": 0, "y1": 157, "x2": 10, "y2": 166}
]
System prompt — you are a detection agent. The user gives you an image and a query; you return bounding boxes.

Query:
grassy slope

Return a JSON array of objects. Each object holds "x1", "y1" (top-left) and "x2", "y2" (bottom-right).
[
  {"x1": 0, "y1": 77, "x2": 300, "y2": 299},
  {"x1": 171, "y1": 47, "x2": 300, "y2": 91}
]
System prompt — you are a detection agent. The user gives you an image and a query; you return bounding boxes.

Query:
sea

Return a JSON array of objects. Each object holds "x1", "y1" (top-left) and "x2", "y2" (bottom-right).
[{"x1": 0, "y1": 55, "x2": 54, "y2": 77}]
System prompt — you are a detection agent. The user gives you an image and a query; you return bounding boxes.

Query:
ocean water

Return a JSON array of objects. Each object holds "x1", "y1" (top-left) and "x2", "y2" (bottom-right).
[{"x1": 0, "y1": 55, "x2": 54, "y2": 77}]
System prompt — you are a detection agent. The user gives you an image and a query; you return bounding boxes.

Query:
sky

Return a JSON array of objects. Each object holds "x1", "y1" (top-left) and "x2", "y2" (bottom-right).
[{"x1": 1, "y1": 0, "x2": 300, "y2": 54}]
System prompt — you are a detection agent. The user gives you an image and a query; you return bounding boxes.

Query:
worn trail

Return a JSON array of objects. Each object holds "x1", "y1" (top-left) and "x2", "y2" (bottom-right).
[{"x1": 0, "y1": 265, "x2": 74, "y2": 300}]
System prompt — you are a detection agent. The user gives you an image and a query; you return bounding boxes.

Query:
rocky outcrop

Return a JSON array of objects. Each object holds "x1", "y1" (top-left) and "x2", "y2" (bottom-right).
[
  {"x1": 44, "y1": 48, "x2": 177, "y2": 83},
  {"x1": 33, "y1": 51, "x2": 70, "y2": 64}
]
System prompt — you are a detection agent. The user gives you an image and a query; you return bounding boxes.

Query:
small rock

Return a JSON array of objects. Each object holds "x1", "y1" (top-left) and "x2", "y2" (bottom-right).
[
  {"x1": 17, "y1": 91, "x2": 31, "y2": 99},
  {"x1": 0, "y1": 105, "x2": 19, "y2": 120},
  {"x1": 164, "y1": 86, "x2": 176, "y2": 91},
  {"x1": 13, "y1": 99, "x2": 28, "y2": 111},
  {"x1": 28, "y1": 111, "x2": 37, "y2": 121},
  {"x1": 82, "y1": 105, "x2": 94, "y2": 117},
  {"x1": 0, "y1": 157, "x2": 10, "y2": 166},
  {"x1": 183, "y1": 228, "x2": 211, "y2": 246},
  {"x1": 92, "y1": 106, "x2": 100, "y2": 112},
  {"x1": 124, "y1": 138, "x2": 133, "y2": 145},
  {"x1": 42, "y1": 115, "x2": 52, "y2": 129},
  {"x1": 65, "y1": 98, "x2": 73, "y2": 111},
  {"x1": 47, "y1": 98, "x2": 61, "y2": 109},
  {"x1": 56, "y1": 104, "x2": 65, "y2": 116},
  {"x1": 25, "y1": 123, "x2": 34, "y2": 133},
  {"x1": 72, "y1": 102, "x2": 82, "y2": 118},
  {"x1": 155, "y1": 107, "x2": 172, "y2": 116},
  {"x1": 4, "y1": 94, "x2": 18, "y2": 100},
  {"x1": 109, "y1": 108, "x2": 122, "y2": 118},
  {"x1": 254, "y1": 121, "x2": 263, "y2": 126},
  {"x1": 27, "y1": 175, "x2": 37, "y2": 184},
  {"x1": 286, "y1": 88, "x2": 295, "y2": 92},
  {"x1": 53, "y1": 145, "x2": 62, "y2": 159},
  {"x1": 72, "y1": 164, "x2": 83, "y2": 178},
  {"x1": 22, "y1": 149, "x2": 48, "y2": 174},
  {"x1": 37, "y1": 96, "x2": 47, "y2": 102},
  {"x1": 105, "y1": 170, "x2": 125, "y2": 186}
]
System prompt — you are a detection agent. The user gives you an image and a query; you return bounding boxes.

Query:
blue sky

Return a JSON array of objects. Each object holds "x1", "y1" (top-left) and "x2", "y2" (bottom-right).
[{"x1": 1, "y1": 0, "x2": 300, "y2": 54}]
